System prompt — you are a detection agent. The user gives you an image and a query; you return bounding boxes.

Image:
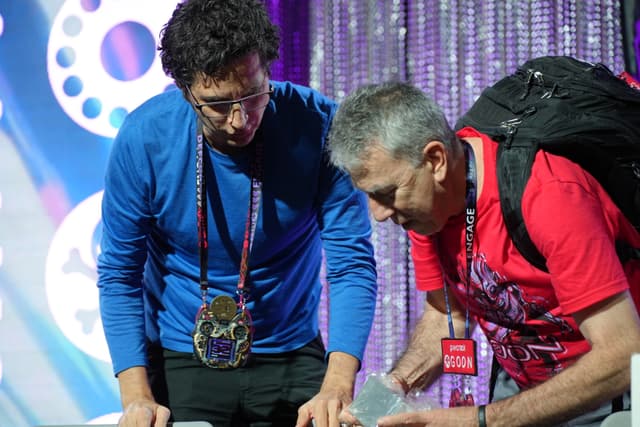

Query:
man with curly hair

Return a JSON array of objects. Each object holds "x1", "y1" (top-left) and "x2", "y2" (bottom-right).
[{"x1": 97, "y1": 1, "x2": 378, "y2": 426}]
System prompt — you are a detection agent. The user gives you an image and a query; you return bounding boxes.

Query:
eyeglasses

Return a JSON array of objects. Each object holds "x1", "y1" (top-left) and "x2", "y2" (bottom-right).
[{"x1": 185, "y1": 83, "x2": 273, "y2": 123}]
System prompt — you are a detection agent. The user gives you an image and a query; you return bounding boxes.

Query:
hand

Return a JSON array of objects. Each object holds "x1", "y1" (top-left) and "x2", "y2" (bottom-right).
[
  {"x1": 376, "y1": 406, "x2": 479, "y2": 427},
  {"x1": 295, "y1": 384, "x2": 353, "y2": 427},
  {"x1": 338, "y1": 405, "x2": 363, "y2": 426},
  {"x1": 118, "y1": 398, "x2": 171, "y2": 427}
]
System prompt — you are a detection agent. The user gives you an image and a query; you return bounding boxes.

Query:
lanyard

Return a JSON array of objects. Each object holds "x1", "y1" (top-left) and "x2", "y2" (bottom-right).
[
  {"x1": 444, "y1": 142, "x2": 477, "y2": 339},
  {"x1": 195, "y1": 122, "x2": 263, "y2": 310}
]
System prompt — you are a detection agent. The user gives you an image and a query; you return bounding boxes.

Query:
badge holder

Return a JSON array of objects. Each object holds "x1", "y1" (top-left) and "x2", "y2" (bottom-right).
[
  {"x1": 442, "y1": 337, "x2": 477, "y2": 407},
  {"x1": 193, "y1": 295, "x2": 253, "y2": 369}
]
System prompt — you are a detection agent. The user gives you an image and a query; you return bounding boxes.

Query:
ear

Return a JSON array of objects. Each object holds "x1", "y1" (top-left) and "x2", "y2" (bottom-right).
[{"x1": 422, "y1": 140, "x2": 448, "y2": 182}]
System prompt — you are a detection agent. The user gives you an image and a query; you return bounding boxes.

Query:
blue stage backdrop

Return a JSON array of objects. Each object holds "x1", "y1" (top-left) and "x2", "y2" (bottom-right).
[
  {"x1": 0, "y1": 1, "x2": 177, "y2": 425},
  {"x1": 0, "y1": 1, "x2": 635, "y2": 426}
]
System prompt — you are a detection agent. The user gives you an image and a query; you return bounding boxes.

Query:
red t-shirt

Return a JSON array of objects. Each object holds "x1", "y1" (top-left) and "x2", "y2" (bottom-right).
[{"x1": 410, "y1": 127, "x2": 640, "y2": 389}]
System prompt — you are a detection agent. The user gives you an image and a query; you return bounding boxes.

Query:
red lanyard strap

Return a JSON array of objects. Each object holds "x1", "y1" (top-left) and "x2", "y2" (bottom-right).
[{"x1": 195, "y1": 121, "x2": 263, "y2": 309}]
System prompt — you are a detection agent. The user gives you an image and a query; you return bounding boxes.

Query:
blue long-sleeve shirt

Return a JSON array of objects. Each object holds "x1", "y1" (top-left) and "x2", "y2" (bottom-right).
[{"x1": 97, "y1": 81, "x2": 378, "y2": 375}]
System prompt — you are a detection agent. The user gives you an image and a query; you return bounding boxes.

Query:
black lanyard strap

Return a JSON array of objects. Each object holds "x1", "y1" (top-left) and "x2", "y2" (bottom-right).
[
  {"x1": 444, "y1": 141, "x2": 477, "y2": 339},
  {"x1": 195, "y1": 122, "x2": 263, "y2": 309}
]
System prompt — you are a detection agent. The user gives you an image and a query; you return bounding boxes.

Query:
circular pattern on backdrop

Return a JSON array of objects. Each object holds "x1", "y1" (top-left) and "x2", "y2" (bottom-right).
[
  {"x1": 47, "y1": 0, "x2": 177, "y2": 138},
  {"x1": 45, "y1": 191, "x2": 109, "y2": 362}
]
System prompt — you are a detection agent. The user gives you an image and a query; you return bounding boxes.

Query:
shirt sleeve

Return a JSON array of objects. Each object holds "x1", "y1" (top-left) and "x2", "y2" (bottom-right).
[
  {"x1": 316, "y1": 105, "x2": 378, "y2": 363},
  {"x1": 522, "y1": 153, "x2": 631, "y2": 314},
  {"x1": 97, "y1": 119, "x2": 152, "y2": 375}
]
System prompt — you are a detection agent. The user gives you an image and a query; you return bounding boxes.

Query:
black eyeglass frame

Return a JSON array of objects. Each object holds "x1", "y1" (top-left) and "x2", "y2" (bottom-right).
[{"x1": 185, "y1": 83, "x2": 274, "y2": 122}]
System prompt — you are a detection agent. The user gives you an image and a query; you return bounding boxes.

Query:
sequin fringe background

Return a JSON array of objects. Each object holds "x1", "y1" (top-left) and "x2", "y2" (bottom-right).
[{"x1": 267, "y1": 0, "x2": 625, "y2": 407}]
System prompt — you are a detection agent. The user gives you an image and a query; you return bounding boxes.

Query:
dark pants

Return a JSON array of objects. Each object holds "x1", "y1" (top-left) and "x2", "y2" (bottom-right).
[
  {"x1": 148, "y1": 336, "x2": 327, "y2": 427},
  {"x1": 491, "y1": 362, "x2": 630, "y2": 426}
]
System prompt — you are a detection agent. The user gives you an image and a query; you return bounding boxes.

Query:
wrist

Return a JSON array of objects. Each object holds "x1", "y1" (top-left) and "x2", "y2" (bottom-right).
[
  {"x1": 478, "y1": 404, "x2": 487, "y2": 427},
  {"x1": 117, "y1": 366, "x2": 154, "y2": 408}
]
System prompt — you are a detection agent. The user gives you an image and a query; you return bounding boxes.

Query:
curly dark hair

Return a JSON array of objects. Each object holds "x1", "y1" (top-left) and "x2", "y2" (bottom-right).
[{"x1": 159, "y1": 0, "x2": 280, "y2": 88}]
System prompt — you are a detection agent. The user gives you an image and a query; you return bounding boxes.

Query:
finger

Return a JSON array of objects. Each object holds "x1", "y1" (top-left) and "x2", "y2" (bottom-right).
[
  {"x1": 153, "y1": 406, "x2": 171, "y2": 426},
  {"x1": 295, "y1": 403, "x2": 314, "y2": 427},
  {"x1": 120, "y1": 405, "x2": 153, "y2": 427},
  {"x1": 338, "y1": 407, "x2": 360, "y2": 425},
  {"x1": 327, "y1": 399, "x2": 345, "y2": 427},
  {"x1": 310, "y1": 401, "x2": 329, "y2": 427},
  {"x1": 377, "y1": 412, "x2": 421, "y2": 426}
]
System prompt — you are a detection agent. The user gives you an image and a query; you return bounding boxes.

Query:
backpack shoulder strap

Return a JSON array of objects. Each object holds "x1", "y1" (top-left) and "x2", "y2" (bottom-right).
[{"x1": 497, "y1": 138, "x2": 548, "y2": 272}]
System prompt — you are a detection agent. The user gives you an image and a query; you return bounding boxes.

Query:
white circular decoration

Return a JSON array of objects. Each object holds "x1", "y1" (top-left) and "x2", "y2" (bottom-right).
[
  {"x1": 47, "y1": 0, "x2": 177, "y2": 138},
  {"x1": 45, "y1": 191, "x2": 109, "y2": 362}
]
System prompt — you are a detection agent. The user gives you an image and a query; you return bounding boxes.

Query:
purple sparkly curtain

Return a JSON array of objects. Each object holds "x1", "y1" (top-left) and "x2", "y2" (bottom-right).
[
  {"x1": 265, "y1": 0, "x2": 310, "y2": 85},
  {"x1": 266, "y1": 0, "x2": 626, "y2": 407}
]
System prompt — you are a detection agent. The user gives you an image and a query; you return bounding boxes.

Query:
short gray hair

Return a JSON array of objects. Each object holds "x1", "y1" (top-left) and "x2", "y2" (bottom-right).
[{"x1": 328, "y1": 81, "x2": 458, "y2": 173}]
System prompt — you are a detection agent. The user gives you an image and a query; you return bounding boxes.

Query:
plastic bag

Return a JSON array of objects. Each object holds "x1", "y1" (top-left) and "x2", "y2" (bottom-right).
[{"x1": 347, "y1": 373, "x2": 439, "y2": 427}]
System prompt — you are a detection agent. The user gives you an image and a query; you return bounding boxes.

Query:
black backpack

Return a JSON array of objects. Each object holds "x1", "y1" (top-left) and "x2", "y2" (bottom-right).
[{"x1": 454, "y1": 55, "x2": 640, "y2": 271}]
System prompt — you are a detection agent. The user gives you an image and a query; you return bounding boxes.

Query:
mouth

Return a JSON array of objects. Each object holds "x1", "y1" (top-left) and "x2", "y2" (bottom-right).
[
  {"x1": 233, "y1": 126, "x2": 256, "y2": 138},
  {"x1": 228, "y1": 130, "x2": 253, "y2": 144}
]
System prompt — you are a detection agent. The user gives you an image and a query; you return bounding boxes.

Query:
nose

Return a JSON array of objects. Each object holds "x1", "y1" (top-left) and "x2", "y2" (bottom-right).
[
  {"x1": 368, "y1": 197, "x2": 394, "y2": 222},
  {"x1": 228, "y1": 103, "x2": 248, "y2": 128}
]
